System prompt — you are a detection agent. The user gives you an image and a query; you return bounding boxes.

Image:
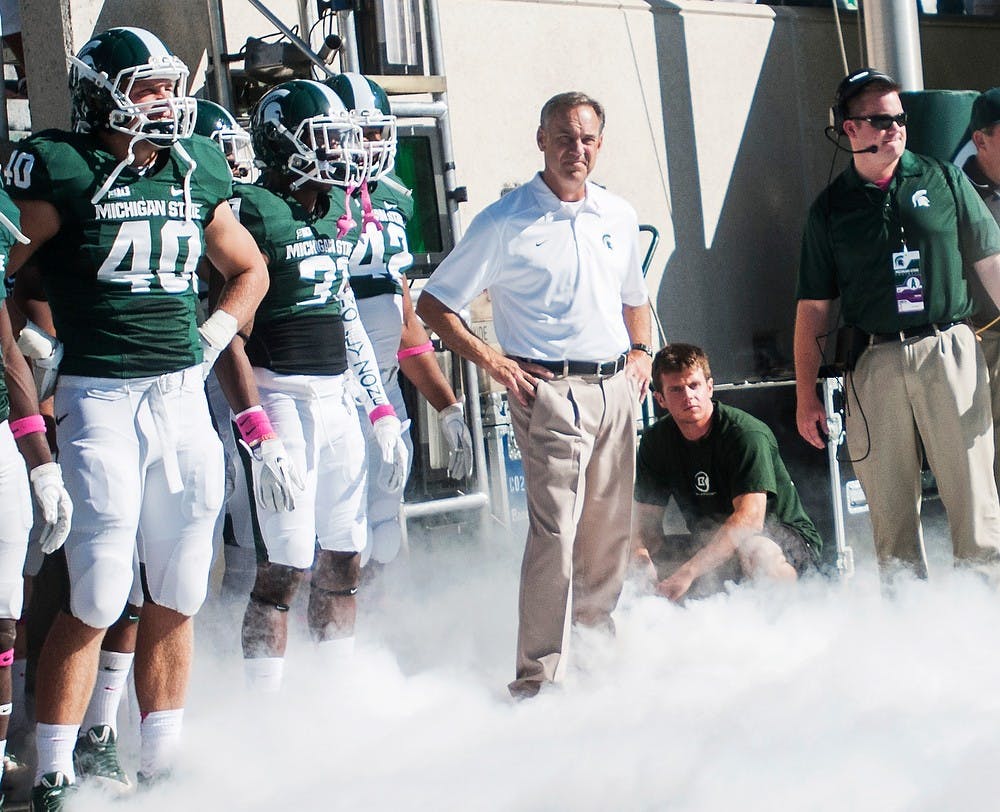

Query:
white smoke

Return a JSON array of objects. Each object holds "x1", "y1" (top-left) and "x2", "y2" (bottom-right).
[{"x1": 65, "y1": 518, "x2": 1000, "y2": 812}]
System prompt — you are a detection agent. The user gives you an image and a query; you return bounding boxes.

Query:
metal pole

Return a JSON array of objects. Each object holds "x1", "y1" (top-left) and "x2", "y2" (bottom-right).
[
  {"x1": 205, "y1": 0, "x2": 233, "y2": 111},
  {"x1": 863, "y1": 0, "x2": 924, "y2": 90},
  {"x1": 336, "y1": 9, "x2": 361, "y2": 72},
  {"x1": 296, "y1": 0, "x2": 316, "y2": 45},
  {"x1": 422, "y1": 0, "x2": 462, "y2": 240},
  {"x1": 402, "y1": 492, "x2": 489, "y2": 519},
  {"x1": 391, "y1": 100, "x2": 448, "y2": 119},
  {"x1": 245, "y1": 0, "x2": 337, "y2": 79},
  {"x1": 823, "y1": 377, "x2": 854, "y2": 577}
]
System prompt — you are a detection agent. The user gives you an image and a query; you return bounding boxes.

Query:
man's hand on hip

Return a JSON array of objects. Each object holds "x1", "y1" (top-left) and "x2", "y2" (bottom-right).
[{"x1": 490, "y1": 356, "x2": 551, "y2": 406}]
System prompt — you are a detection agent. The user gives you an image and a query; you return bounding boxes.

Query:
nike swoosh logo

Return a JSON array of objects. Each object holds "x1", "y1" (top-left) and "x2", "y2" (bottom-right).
[
  {"x1": 535, "y1": 240, "x2": 546, "y2": 247},
  {"x1": 55, "y1": 413, "x2": 68, "y2": 426},
  {"x1": 170, "y1": 186, "x2": 183, "y2": 196}
]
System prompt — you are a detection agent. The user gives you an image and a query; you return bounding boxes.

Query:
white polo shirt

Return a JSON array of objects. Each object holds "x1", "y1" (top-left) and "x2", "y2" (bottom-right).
[{"x1": 423, "y1": 173, "x2": 648, "y2": 361}]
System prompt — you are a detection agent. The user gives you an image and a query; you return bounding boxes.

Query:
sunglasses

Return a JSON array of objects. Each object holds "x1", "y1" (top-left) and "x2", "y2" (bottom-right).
[{"x1": 848, "y1": 112, "x2": 908, "y2": 130}]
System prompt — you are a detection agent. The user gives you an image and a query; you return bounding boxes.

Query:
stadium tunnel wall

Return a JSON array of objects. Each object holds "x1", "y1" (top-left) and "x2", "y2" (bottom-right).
[{"x1": 15, "y1": 0, "x2": 1000, "y2": 382}]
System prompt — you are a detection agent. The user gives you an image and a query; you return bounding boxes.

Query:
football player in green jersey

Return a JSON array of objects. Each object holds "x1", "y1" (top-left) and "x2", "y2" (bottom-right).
[
  {"x1": 0, "y1": 191, "x2": 72, "y2": 806},
  {"x1": 2, "y1": 27, "x2": 268, "y2": 806},
  {"x1": 327, "y1": 73, "x2": 474, "y2": 567},
  {"x1": 213, "y1": 79, "x2": 406, "y2": 692}
]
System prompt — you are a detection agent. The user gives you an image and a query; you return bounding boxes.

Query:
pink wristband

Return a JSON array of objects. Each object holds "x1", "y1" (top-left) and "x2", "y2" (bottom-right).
[
  {"x1": 9, "y1": 414, "x2": 45, "y2": 439},
  {"x1": 0, "y1": 648, "x2": 13, "y2": 667},
  {"x1": 397, "y1": 341, "x2": 434, "y2": 361},
  {"x1": 234, "y1": 406, "x2": 277, "y2": 446},
  {"x1": 368, "y1": 404, "x2": 397, "y2": 424}
]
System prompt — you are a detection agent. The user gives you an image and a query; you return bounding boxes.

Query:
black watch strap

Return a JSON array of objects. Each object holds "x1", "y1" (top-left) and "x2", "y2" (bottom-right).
[{"x1": 630, "y1": 343, "x2": 653, "y2": 357}]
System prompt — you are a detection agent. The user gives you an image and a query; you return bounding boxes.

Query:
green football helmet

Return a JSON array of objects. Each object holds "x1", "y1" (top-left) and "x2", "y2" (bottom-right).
[
  {"x1": 69, "y1": 27, "x2": 196, "y2": 146},
  {"x1": 195, "y1": 99, "x2": 255, "y2": 179},
  {"x1": 326, "y1": 73, "x2": 396, "y2": 181},
  {"x1": 250, "y1": 79, "x2": 366, "y2": 189}
]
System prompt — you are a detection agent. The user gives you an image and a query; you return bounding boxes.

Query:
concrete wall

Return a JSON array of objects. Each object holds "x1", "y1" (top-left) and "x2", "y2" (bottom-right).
[
  {"x1": 435, "y1": 0, "x2": 1000, "y2": 381},
  {"x1": 16, "y1": 0, "x2": 1000, "y2": 381}
]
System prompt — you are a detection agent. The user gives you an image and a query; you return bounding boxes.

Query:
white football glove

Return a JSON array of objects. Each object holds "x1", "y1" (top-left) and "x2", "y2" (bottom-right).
[
  {"x1": 439, "y1": 401, "x2": 474, "y2": 480},
  {"x1": 29, "y1": 462, "x2": 73, "y2": 554},
  {"x1": 239, "y1": 437, "x2": 305, "y2": 512},
  {"x1": 17, "y1": 321, "x2": 63, "y2": 401},
  {"x1": 371, "y1": 415, "x2": 410, "y2": 493}
]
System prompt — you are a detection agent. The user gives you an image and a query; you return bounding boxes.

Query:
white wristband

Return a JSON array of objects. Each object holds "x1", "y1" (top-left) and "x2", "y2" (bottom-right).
[{"x1": 199, "y1": 309, "x2": 239, "y2": 351}]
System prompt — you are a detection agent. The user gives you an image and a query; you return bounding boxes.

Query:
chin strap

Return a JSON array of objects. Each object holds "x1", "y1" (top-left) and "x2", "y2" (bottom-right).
[
  {"x1": 336, "y1": 183, "x2": 358, "y2": 238},
  {"x1": 359, "y1": 182, "x2": 382, "y2": 232},
  {"x1": 91, "y1": 135, "x2": 141, "y2": 204},
  {"x1": 172, "y1": 140, "x2": 198, "y2": 223}
]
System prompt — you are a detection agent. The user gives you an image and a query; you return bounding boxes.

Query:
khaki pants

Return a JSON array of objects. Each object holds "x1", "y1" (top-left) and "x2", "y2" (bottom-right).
[
  {"x1": 978, "y1": 328, "x2": 1000, "y2": 492},
  {"x1": 507, "y1": 370, "x2": 636, "y2": 696},
  {"x1": 845, "y1": 323, "x2": 1000, "y2": 577}
]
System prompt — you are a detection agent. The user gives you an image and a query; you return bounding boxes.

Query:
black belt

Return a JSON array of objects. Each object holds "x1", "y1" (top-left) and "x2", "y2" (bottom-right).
[
  {"x1": 511, "y1": 354, "x2": 627, "y2": 377},
  {"x1": 869, "y1": 320, "x2": 965, "y2": 345}
]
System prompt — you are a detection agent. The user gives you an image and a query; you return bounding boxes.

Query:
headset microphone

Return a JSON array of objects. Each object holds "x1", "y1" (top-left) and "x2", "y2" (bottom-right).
[{"x1": 823, "y1": 126, "x2": 879, "y2": 154}]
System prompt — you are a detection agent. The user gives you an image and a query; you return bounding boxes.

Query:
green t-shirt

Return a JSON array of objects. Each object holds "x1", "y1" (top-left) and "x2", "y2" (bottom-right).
[
  {"x1": 4, "y1": 131, "x2": 232, "y2": 378},
  {"x1": 635, "y1": 402, "x2": 823, "y2": 553},
  {"x1": 797, "y1": 150, "x2": 1000, "y2": 334},
  {"x1": 0, "y1": 188, "x2": 18, "y2": 423},
  {"x1": 346, "y1": 175, "x2": 414, "y2": 299}
]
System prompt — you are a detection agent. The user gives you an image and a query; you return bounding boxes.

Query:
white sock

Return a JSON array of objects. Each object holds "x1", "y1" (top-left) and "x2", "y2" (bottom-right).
[
  {"x1": 139, "y1": 709, "x2": 183, "y2": 779},
  {"x1": 82, "y1": 650, "x2": 133, "y2": 735},
  {"x1": 0, "y1": 737, "x2": 7, "y2": 784},
  {"x1": 34, "y1": 722, "x2": 79, "y2": 784},
  {"x1": 317, "y1": 636, "x2": 355, "y2": 666},
  {"x1": 244, "y1": 657, "x2": 284, "y2": 693}
]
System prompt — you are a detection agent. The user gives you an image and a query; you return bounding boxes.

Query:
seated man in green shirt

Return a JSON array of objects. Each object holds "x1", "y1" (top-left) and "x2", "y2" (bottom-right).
[{"x1": 632, "y1": 343, "x2": 822, "y2": 601}]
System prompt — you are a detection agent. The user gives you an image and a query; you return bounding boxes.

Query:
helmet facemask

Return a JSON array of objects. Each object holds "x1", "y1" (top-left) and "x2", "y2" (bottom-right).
[
  {"x1": 281, "y1": 114, "x2": 368, "y2": 190},
  {"x1": 354, "y1": 110, "x2": 396, "y2": 181},
  {"x1": 214, "y1": 127, "x2": 255, "y2": 180}
]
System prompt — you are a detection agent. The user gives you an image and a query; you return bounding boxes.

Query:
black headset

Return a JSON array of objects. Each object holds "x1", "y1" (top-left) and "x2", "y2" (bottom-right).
[{"x1": 830, "y1": 67, "x2": 898, "y2": 135}]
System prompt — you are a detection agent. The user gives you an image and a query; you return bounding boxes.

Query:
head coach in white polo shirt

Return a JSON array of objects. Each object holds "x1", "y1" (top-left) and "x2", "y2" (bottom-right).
[{"x1": 417, "y1": 91, "x2": 652, "y2": 698}]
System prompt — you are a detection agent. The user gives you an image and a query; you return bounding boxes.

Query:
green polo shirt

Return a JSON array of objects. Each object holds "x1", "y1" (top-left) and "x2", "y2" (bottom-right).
[{"x1": 797, "y1": 150, "x2": 1000, "y2": 334}]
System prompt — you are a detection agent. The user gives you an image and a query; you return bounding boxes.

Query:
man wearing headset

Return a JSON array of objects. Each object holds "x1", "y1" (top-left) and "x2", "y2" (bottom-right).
[{"x1": 794, "y1": 68, "x2": 1000, "y2": 581}]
